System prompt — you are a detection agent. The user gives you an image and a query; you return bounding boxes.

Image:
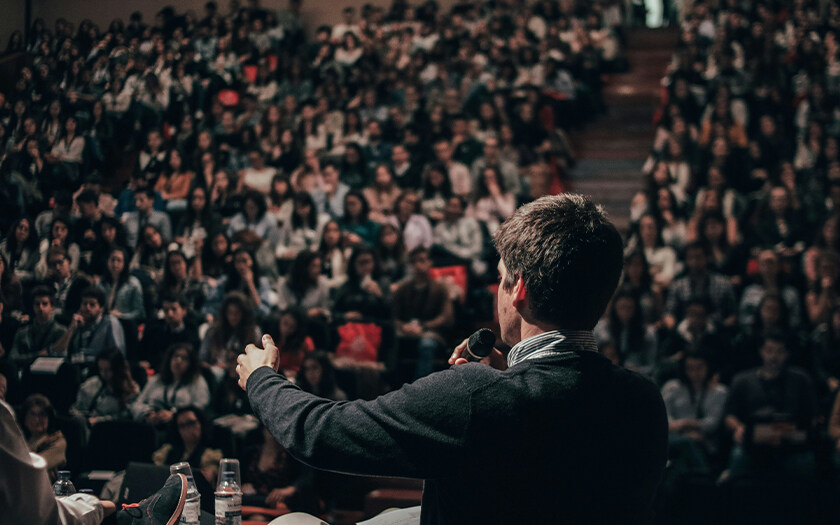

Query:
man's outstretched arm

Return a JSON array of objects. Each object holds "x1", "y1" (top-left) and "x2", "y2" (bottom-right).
[{"x1": 239, "y1": 335, "x2": 480, "y2": 480}]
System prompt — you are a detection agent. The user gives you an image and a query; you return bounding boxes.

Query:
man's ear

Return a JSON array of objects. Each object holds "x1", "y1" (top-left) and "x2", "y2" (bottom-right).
[{"x1": 512, "y1": 274, "x2": 527, "y2": 310}]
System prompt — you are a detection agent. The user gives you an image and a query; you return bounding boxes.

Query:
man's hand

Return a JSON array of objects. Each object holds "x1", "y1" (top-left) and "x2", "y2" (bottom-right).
[
  {"x1": 266, "y1": 486, "x2": 296, "y2": 506},
  {"x1": 448, "y1": 336, "x2": 507, "y2": 370},
  {"x1": 237, "y1": 334, "x2": 280, "y2": 391}
]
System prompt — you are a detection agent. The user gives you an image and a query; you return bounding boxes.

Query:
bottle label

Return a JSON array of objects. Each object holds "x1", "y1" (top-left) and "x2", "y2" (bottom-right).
[
  {"x1": 215, "y1": 493, "x2": 242, "y2": 520},
  {"x1": 180, "y1": 499, "x2": 200, "y2": 524}
]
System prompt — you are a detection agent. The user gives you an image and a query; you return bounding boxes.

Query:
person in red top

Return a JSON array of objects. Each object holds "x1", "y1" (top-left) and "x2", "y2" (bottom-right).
[{"x1": 270, "y1": 308, "x2": 315, "y2": 376}]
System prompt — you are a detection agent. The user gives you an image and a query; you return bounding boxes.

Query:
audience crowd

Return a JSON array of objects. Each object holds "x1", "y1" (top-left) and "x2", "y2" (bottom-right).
[
  {"x1": 614, "y1": 0, "x2": 840, "y2": 515},
  {"x1": 0, "y1": 0, "x2": 623, "y2": 517},
  {"x1": 8, "y1": 0, "x2": 840, "y2": 519}
]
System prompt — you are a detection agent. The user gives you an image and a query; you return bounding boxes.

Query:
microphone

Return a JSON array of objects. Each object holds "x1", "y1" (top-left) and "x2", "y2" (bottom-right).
[{"x1": 462, "y1": 328, "x2": 496, "y2": 362}]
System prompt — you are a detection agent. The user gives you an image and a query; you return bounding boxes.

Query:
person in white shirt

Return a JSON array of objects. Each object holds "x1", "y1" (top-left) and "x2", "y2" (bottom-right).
[
  {"x1": 331, "y1": 7, "x2": 361, "y2": 42},
  {"x1": 432, "y1": 138, "x2": 472, "y2": 198}
]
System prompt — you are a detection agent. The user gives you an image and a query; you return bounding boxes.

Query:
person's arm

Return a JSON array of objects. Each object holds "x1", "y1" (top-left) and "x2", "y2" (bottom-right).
[
  {"x1": 159, "y1": 213, "x2": 173, "y2": 243},
  {"x1": 131, "y1": 378, "x2": 158, "y2": 421},
  {"x1": 725, "y1": 414, "x2": 746, "y2": 444},
  {"x1": 246, "y1": 364, "x2": 476, "y2": 479},
  {"x1": 53, "y1": 315, "x2": 82, "y2": 355},
  {"x1": 121, "y1": 280, "x2": 146, "y2": 321},
  {"x1": 9, "y1": 330, "x2": 34, "y2": 363},
  {"x1": 698, "y1": 386, "x2": 728, "y2": 437},
  {"x1": 663, "y1": 279, "x2": 681, "y2": 328},
  {"x1": 109, "y1": 316, "x2": 126, "y2": 355},
  {"x1": 423, "y1": 288, "x2": 454, "y2": 332},
  {"x1": 724, "y1": 378, "x2": 747, "y2": 444},
  {"x1": 190, "y1": 375, "x2": 211, "y2": 410},
  {"x1": 38, "y1": 432, "x2": 67, "y2": 471}
]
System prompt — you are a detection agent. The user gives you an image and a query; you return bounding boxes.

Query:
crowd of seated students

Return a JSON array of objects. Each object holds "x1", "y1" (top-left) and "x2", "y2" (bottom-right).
[
  {"x1": 609, "y1": 0, "x2": 840, "y2": 510},
  {"x1": 0, "y1": 0, "x2": 624, "y2": 516}
]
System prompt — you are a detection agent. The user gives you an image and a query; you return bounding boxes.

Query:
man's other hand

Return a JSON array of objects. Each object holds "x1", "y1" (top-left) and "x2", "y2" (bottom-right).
[{"x1": 237, "y1": 334, "x2": 280, "y2": 391}]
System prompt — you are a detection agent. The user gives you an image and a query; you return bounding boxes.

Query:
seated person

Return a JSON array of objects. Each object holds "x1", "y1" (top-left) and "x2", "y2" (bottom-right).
[
  {"x1": 152, "y1": 405, "x2": 221, "y2": 486},
  {"x1": 333, "y1": 246, "x2": 391, "y2": 322},
  {"x1": 122, "y1": 186, "x2": 172, "y2": 249},
  {"x1": 432, "y1": 195, "x2": 486, "y2": 276},
  {"x1": 295, "y1": 352, "x2": 347, "y2": 401},
  {"x1": 202, "y1": 249, "x2": 274, "y2": 321},
  {"x1": 200, "y1": 291, "x2": 261, "y2": 379},
  {"x1": 392, "y1": 247, "x2": 454, "y2": 379},
  {"x1": 2, "y1": 399, "x2": 197, "y2": 525},
  {"x1": 276, "y1": 250, "x2": 333, "y2": 319},
  {"x1": 71, "y1": 349, "x2": 140, "y2": 427},
  {"x1": 141, "y1": 294, "x2": 200, "y2": 371},
  {"x1": 267, "y1": 308, "x2": 315, "y2": 377},
  {"x1": 241, "y1": 424, "x2": 319, "y2": 513},
  {"x1": 131, "y1": 343, "x2": 210, "y2": 427},
  {"x1": 212, "y1": 349, "x2": 251, "y2": 417},
  {"x1": 19, "y1": 394, "x2": 66, "y2": 481},
  {"x1": 657, "y1": 297, "x2": 729, "y2": 382},
  {"x1": 724, "y1": 332, "x2": 819, "y2": 479},
  {"x1": 661, "y1": 350, "x2": 728, "y2": 473},
  {"x1": 44, "y1": 246, "x2": 90, "y2": 326},
  {"x1": 593, "y1": 288, "x2": 657, "y2": 377},
  {"x1": 9, "y1": 286, "x2": 66, "y2": 365},
  {"x1": 97, "y1": 246, "x2": 145, "y2": 322},
  {"x1": 664, "y1": 242, "x2": 737, "y2": 329},
  {"x1": 56, "y1": 287, "x2": 126, "y2": 359}
]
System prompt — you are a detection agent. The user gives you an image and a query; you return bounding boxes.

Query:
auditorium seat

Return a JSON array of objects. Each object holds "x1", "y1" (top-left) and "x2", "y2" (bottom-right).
[
  {"x1": 362, "y1": 478, "x2": 423, "y2": 517},
  {"x1": 55, "y1": 414, "x2": 87, "y2": 475},
  {"x1": 83, "y1": 420, "x2": 157, "y2": 471}
]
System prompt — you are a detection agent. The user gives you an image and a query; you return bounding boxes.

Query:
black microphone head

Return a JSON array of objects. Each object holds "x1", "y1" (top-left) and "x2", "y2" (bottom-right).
[{"x1": 467, "y1": 328, "x2": 496, "y2": 359}]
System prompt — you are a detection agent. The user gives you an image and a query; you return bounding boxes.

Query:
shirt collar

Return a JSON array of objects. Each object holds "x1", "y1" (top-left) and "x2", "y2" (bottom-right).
[{"x1": 507, "y1": 329, "x2": 598, "y2": 367}]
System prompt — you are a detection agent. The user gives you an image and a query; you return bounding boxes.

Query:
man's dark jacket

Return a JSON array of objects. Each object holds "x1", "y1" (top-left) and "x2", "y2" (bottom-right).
[{"x1": 247, "y1": 349, "x2": 668, "y2": 524}]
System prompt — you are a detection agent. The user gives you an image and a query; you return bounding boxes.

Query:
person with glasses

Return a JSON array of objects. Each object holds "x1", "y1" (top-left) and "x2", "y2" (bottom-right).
[
  {"x1": 20, "y1": 393, "x2": 66, "y2": 480},
  {"x1": 131, "y1": 343, "x2": 210, "y2": 428},
  {"x1": 152, "y1": 405, "x2": 221, "y2": 485}
]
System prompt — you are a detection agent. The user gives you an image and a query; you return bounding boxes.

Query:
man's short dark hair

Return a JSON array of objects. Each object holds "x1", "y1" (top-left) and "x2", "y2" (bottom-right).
[
  {"x1": 76, "y1": 189, "x2": 99, "y2": 204},
  {"x1": 683, "y1": 241, "x2": 708, "y2": 258},
  {"x1": 81, "y1": 286, "x2": 106, "y2": 307},
  {"x1": 137, "y1": 186, "x2": 156, "y2": 200},
  {"x1": 161, "y1": 293, "x2": 189, "y2": 309},
  {"x1": 47, "y1": 246, "x2": 68, "y2": 262},
  {"x1": 494, "y1": 194, "x2": 623, "y2": 330},
  {"x1": 31, "y1": 285, "x2": 54, "y2": 306},
  {"x1": 762, "y1": 329, "x2": 789, "y2": 350},
  {"x1": 408, "y1": 246, "x2": 430, "y2": 263},
  {"x1": 685, "y1": 296, "x2": 711, "y2": 313}
]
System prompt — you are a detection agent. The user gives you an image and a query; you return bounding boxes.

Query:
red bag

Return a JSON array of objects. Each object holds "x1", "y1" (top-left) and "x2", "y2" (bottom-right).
[
  {"x1": 335, "y1": 322, "x2": 382, "y2": 363},
  {"x1": 218, "y1": 89, "x2": 240, "y2": 107},
  {"x1": 243, "y1": 65, "x2": 258, "y2": 83},
  {"x1": 429, "y1": 265, "x2": 468, "y2": 302}
]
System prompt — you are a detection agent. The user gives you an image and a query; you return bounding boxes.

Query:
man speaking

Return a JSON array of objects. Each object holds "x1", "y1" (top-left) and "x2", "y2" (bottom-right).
[{"x1": 237, "y1": 194, "x2": 668, "y2": 524}]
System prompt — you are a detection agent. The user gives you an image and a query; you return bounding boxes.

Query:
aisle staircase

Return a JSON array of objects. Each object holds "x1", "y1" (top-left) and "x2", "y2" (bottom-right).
[{"x1": 570, "y1": 28, "x2": 678, "y2": 234}]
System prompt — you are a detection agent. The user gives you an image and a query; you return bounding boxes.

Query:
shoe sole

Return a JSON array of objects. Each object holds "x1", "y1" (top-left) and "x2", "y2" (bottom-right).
[{"x1": 166, "y1": 474, "x2": 188, "y2": 525}]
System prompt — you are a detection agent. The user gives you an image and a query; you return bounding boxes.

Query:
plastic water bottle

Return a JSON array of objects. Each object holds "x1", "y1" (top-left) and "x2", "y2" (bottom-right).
[
  {"x1": 170, "y1": 462, "x2": 200, "y2": 525},
  {"x1": 214, "y1": 471, "x2": 242, "y2": 525},
  {"x1": 53, "y1": 470, "x2": 76, "y2": 498}
]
